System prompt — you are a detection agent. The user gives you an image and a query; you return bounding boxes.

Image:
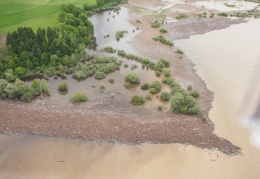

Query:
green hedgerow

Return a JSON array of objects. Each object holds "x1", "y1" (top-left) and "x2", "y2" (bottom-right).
[
  {"x1": 131, "y1": 95, "x2": 145, "y2": 105},
  {"x1": 70, "y1": 93, "x2": 88, "y2": 103}
]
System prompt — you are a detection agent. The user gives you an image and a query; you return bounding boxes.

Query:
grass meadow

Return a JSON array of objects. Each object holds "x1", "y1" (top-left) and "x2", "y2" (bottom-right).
[{"x1": 0, "y1": 0, "x2": 96, "y2": 34}]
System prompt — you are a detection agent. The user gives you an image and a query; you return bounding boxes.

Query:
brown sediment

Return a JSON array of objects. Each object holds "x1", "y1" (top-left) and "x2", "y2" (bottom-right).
[
  {"x1": 0, "y1": 1, "x2": 246, "y2": 155},
  {"x1": 0, "y1": 99, "x2": 240, "y2": 155}
]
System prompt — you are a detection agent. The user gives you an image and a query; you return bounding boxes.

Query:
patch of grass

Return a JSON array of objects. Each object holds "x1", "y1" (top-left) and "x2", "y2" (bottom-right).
[
  {"x1": 115, "y1": 30, "x2": 128, "y2": 41},
  {"x1": 141, "y1": 83, "x2": 149, "y2": 90},
  {"x1": 175, "y1": 14, "x2": 188, "y2": 20},
  {"x1": 217, "y1": 12, "x2": 229, "y2": 17},
  {"x1": 108, "y1": 77, "x2": 114, "y2": 83},
  {"x1": 159, "y1": 28, "x2": 167, "y2": 33},
  {"x1": 176, "y1": 49, "x2": 184, "y2": 54},
  {"x1": 158, "y1": 105, "x2": 163, "y2": 111}
]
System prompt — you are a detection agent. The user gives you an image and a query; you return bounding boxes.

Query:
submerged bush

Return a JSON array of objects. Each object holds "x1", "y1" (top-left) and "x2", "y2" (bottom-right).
[
  {"x1": 70, "y1": 93, "x2": 88, "y2": 103},
  {"x1": 131, "y1": 95, "x2": 145, "y2": 105}
]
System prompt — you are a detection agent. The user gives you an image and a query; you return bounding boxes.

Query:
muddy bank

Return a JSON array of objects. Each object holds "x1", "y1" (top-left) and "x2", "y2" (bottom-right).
[
  {"x1": 0, "y1": 100, "x2": 240, "y2": 155},
  {"x1": 167, "y1": 18, "x2": 246, "y2": 40}
]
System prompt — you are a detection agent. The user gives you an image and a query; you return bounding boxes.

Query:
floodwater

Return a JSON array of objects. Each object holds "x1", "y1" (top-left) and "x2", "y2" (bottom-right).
[{"x1": 1, "y1": 8, "x2": 260, "y2": 179}]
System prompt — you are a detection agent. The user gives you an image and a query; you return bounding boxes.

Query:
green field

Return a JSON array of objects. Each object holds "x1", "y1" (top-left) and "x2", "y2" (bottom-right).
[{"x1": 0, "y1": 0, "x2": 96, "y2": 34}]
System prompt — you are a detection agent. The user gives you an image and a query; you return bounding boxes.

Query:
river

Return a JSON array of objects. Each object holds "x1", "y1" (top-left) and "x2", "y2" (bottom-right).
[{"x1": 1, "y1": 12, "x2": 260, "y2": 179}]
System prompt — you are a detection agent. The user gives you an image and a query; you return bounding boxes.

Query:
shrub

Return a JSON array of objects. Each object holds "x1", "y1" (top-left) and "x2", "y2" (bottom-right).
[
  {"x1": 217, "y1": 13, "x2": 228, "y2": 17},
  {"x1": 158, "y1": 105, "x2": 163, "y2": 111},
  {"x1": 155, "y1": 71, "x2": 161, "y2": 77},
  {"x1": 162, "y1": 77, "x2": 175, "y2": 86},
  {"x1": 187, "y1": 84, "x2": 192, "y2": 91},
  {"x1": 70, "y1": 93, "x2": 88, "y2": 103},
  {"x1": 162, "y1": 68, "x2": 171, "y2": 77},
  {"x1": 95, "y1": 71, "x2": 106, "y2": 79},
  {"x1": 124, "y1": 82, "x2": 131, "y2": 88},
  {"x1": 141, "y1": 83, "x2": 149, "y2": 90},
  {"x1": 190, "y1": 91, "x2": 200, "y2": 98},
  {"x1": 151, "y1": 21, "x2": 160, "y2": 28},
  {"x1": 149, "y1": 80, "x2": 162, "y2": 94},
  {"x1": 102, "y1": 46, "x2": 117, "y2": 53},
  {"x1": 153, "y1": 35, "x2": 173, "y2": 46},
  {"x1": 31, "y1": 79, "x2": 40, "y2": 95},
  {"x1": 124, "y1": 64, "x2": 128, "y2": 68},
  {"x1": 160, "y1": 92, "x2": 171, "y2": 101},
  {"x1": 159, "y1": 28, "x2": 168, "y2": 33},
  {"x1": 146, "y1": 94, "x2": 152, "y2": 100},
  {"x1": 131, "y1": 95, "x2": 145, "y2": 105},
  {"x1": 58, "y1": 82, "x2": 68, "y2": 92},
  {"x1": 170, "y1": 93, "x2": 200, "y2": 114},
  {"x1": 176, "y1": 49, "x2": 184, "y2": 54},
  {"x1": 170, "y1": 86, "x2": 186, "y2": 95},
  {"x1": 41, "y1": 80, "x2": 49, "y2": 95},
  {"x1": 125, "y1": 71, "x2": 140, "y2": 84},
  {"x1": 108, "y1": 78, "x2": 114, "y2": 83},
  {"x1": 175, "y1": 14, "x2": 188, "y2": 20},
  {"x1": 21, "y1": 91, "x2": 34, "y2": 102},
  {"x1": 100, "y1": 83, "x2": 105, "y2": 90},
  {"x1": 116, "y1": 30, "x2": 128, "y2": 41}
]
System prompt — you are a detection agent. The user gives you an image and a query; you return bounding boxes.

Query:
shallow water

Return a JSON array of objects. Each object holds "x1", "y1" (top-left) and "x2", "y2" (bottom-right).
[{"x1": 1, "y1": 10, "x2": 260, "y2": 179}]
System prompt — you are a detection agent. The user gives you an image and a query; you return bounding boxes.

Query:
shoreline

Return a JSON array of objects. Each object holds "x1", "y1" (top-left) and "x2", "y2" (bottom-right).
[{"x1": 0, "y1": 2, "x2": 250, "y2": 155}]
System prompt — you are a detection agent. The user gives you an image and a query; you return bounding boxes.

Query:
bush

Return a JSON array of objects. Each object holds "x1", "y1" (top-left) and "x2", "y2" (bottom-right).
[
  {"x1": 187, "y1": 84, "x2": 192, "y2": 91},
  {"x1": 175, "y1": 14, "x2": 188, "y2": 20},
  {"x1": 176, "y1": 49, "x2": 184, "y2": 54},
  {"x1": 21, "y1": 91, "x2": 34, "y2": 102},
  {"x1": 151, "y1": 21, "x2": 160, "y2": 28},
  {"x1": 217, "y1": 13, "x2": 228, "y2": 17},
  {"x1": 158, "y1": 105, "x2": 163, "y2": 111},
  {"x1": 153, "y1": 35, "x2": 173, "y2": 46},
  {"x1": 70, "y1": 93, "x2": 88, "y2": 103},
  {"x1": 95, "y1": 71, "x2": 106, "y2": 79},
  {"x1": 58, "y1": 82, "x2": 68, "y2": 92},
  {"x1": 146, "y1": 94, "x2": 152, "y2": 100},
  {"x1": 100, "y1": 83, "x2": 105, "y2": 90},
  {"x1": 116, "y1": 30, "x2": 128, "y2": 41},
  {"x1": 41, "y1": 80, "x2": 49, "y2": 95},
  {"x1": 124, "y1": 82, "x2": 131, "y2": 88},
  {"x1": 159, "y1": 28, "x2": 167, "y2": 33},
  {"x1": 149, "y1": 80, "x2": 162, "y2": 94},
  {"x1": 125, "y1": 71, "x2": 140, "y2": 84},
  {"x1": 131, "y1": 95, "x2": 145, "y2": 105},
  {"x1": 102, "y1": 46, "x2": 117, "y2": 53},
  {"x1": 155, "y1": 71, "x2": 161, "y2": 77},
  {"x1": 108, "y1": 77, "x2": 114, "y2": 83},
  {"x1": 141, "y1": 83, "x2": 149, "y2": 90},
  {"x1": 162, "y1": 68, "x2": 171, "y2": 77},
  {"x1": 190, "y1": 91, "x2": 200, "y2": 98},
  {"x1": 31, "y1": 79, "x2": 40, "y2": 95},
  {"x1": 162, "y1": 77, "x2": 175, "y2": 86},
  {"x1": 160, "y1": 92, "x2": 171, "y2": 101},
  {"x1": 124, "y1": 64, "x2": 128, "y2": 68},
  {"x1": 170, "y1": 93, "x2": 200, "y2": 114}
]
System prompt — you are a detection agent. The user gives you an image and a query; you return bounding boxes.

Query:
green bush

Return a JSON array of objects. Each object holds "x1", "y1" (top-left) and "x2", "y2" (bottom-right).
[
  {"x1": 160, "y1": 92, "x2": 171, "y2": 101},
  {"x1": 31, "y1": 79, "x2": 40, "y2": 95},
  {"x1": 151, "y1": 21, "x2": 161, "y2": 28},
  {"x1": 176, "y1": 49, "x2": 184, "y2": 54},
  {"x1": 131, "y1": 95, "x2": 145, "y2": 105},
  {"x1": 149, "y1": 80, "x2": 162, "y2": 94},
  {"x1": 162, "y1": 77, "x2": 175, "y2": 86},
  {"x1": 108, "y1": 78, "x2": 114, "y2": 83},
  {"x1": 116, "y1": 30, "x2": 128, "y2": 41},
  {"x1": 124, "y1": 82, "x2": 131, "y2": 88},
  {"x1": 21, "y1": 91, "x2": 34, "y2": 102},
  {"x1": 141, "y1": 83, "x2": 149, "y2": 90},
  {"x1": 58, "y1": 82, "x2": 68, "y2": 92},
  {"x1": 153, "y1": 35, "x2": 173, "y2": 46},
  {"x1": 70, "y1": 93, "x2": 88, "y2": 103},
  {"x1": 187, "y1": 84, "x2": 192, "y2": 91},
  {"x1": 175, "y1": 14, "x2": 188, "y2": 20},
  {"x1": 158, "y1": 105, "x2": 163, "y2": 111},
  {"x1": 125, "y1": 71, "x2": 140, "y2": 84},
  {"x1": 102, "y1": 46, "x2": 117, "y2": 53},
  {"x1": 159, "y1": 28, "x2": 168, "y2": 33},
  {"x1": 190, "y1": 91, "x2": 200, "y2": 98},
  {"x1": 155, "y1": 71, "x2": 161, "y2": 77},
  {"x1": 170, "y1": 93, "x2": 200, "y2": 114},
  {"x1": 95, "y1": 71, "x2": 106, "y2": 79},
  {"x1": 41, "y1": 80, "x2": 49, "y2": 95},
  {"x1": 146, "y1": 94, "x2": 152, "y2": 100},
  {"x1": 217, "y1": 13, "x2": 228, "y2": 17},
  {"x1": 162, "y1": 68, "x2": 171, "y2": 77}
]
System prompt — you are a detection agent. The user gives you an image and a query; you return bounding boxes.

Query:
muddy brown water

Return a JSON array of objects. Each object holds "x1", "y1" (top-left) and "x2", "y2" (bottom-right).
[{"x1": 1, "y1": 8, "x2": 260, "y2": 179}]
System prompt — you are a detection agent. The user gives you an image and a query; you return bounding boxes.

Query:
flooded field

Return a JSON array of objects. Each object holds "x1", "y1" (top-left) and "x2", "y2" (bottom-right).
[{"x1": 1, "y1": 2, "x2": 260, "y2": 179}]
